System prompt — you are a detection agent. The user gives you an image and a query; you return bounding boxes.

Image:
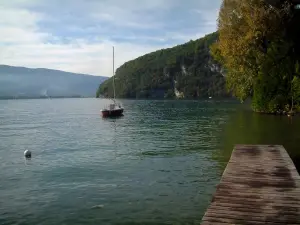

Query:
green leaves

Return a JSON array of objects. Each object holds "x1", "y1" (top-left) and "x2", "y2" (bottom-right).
[
  {"x1": 213, "y1": 0, "x2": 300, "y2": 113},
  {"x1": 97, "y1": 32, "x2": 228, "y2": 99},
  {"x1": 292, "y1": 76, "x2": 300, "y2": 102}
]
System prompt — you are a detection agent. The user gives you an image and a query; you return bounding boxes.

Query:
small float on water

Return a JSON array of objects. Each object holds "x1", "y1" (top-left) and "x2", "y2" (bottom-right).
[
  {"x1": 101, "y1": 47, "x2": 124, "y2": 118},
  {"x1": 24, "y1": 149, "x2": 31, "y2": 158}
]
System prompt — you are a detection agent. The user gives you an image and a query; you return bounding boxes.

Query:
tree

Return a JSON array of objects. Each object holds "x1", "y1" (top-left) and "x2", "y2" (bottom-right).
[
  {"x1": 291, "y1": 62, "x2": 300, "y2": 109},
  {"x1": 211, "y1": 0, "x2": 300, "y2": 112}
]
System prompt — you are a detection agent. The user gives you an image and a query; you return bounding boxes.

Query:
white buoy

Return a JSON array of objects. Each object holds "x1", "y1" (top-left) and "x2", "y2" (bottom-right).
[{"x1": 24, "y1": 149, "x2": 31, "y2": 158}]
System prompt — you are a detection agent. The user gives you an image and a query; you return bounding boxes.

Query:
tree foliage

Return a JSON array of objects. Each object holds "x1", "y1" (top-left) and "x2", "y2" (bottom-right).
[
  {"x1": 292, "y1": 64, "x2": 300, "y2": 103},
  {"x1": 211, "y1": 0, "x2": 300, "y2": 113},
  {"x1": 97, "y1": 32, "x2": 229, "y2": 99}
]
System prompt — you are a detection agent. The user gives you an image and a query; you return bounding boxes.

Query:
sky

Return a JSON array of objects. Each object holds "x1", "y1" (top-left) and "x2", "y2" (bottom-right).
[{"x1": 0, "y1": 0, "x2": 222, "y2": 76}]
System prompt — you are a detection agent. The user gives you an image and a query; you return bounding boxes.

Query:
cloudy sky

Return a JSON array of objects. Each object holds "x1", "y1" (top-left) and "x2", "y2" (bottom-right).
[{"x1": 0, "y1": 0, "x2": 221, "y2": 76}]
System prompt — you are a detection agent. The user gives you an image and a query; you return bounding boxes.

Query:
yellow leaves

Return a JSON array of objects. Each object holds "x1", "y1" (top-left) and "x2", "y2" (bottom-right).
[{"x1": 213, "y1": 0, "x2": 291, "y2": 100}]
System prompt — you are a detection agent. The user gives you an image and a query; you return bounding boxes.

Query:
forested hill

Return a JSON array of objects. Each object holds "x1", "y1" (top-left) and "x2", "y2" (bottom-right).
[{"x1": 97, "y1": 32, "x2": 228, "y2": 99}]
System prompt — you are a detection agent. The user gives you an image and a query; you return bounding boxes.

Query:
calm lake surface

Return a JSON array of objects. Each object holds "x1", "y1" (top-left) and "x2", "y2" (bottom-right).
[{"x1": 1, "y1": 99, "x2": 300, "y2": 225}]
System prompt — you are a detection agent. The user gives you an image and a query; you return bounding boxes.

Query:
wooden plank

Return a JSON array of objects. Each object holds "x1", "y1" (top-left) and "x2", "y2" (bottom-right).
[
  {"x1": 201, "y1": 145, "x2": 300, "y2": 225},
  {"x1": 212, "y1": 191, "x2": 300, "y2": 201},
  {"x1": 201, "y1": 222, "x2": 237, "y2": 225},
  {"x1": 221, "y1": 176, "x2": 300, "y2": 182},
  {"x1": 209, "y1": 205, "x2": 300, "y2": 215},
  {"x1": 214, "y1": 188, "x2": 300, "y2": 196},
  {"x1": 209, "y1": 201, "x2": 300, "y2": 211},
  {"x1": 212, "y1": 193, "x2": 300, "y2": 203},
  {"x1": 204, "y1": 211, "x2": 300, "y2": 223},
  {"x1": 210, "y1": 200, "x2": 300, "y2": 207},
  {"x1": 223, "y1": 172, "x2": 300, "y2": 179},
  {"x1": 202, "y1": 216, "x2": 300, "y2": 225},
  {"x1": 216, "y1": 182, "x2": 300, "y2": 191},
  {"x1": 212, "y1": 196, "x2": 300, "y2": 206}
]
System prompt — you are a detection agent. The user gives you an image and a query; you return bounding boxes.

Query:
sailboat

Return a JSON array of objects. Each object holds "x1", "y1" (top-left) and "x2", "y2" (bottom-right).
[{"x1": 101, "y1": 47, "x2": 124, "y2": 118}]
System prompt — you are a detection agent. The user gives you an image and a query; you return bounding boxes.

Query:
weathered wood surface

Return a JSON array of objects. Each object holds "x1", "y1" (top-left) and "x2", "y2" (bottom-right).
[{"x1": 201, "y1": 145, "x2": 300, "y2": 225}]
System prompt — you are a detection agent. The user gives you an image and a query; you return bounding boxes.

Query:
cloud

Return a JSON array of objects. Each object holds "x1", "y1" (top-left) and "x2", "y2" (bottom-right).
[{"x1": 0, "y1": 0, "x2": 221, "y2": 76}]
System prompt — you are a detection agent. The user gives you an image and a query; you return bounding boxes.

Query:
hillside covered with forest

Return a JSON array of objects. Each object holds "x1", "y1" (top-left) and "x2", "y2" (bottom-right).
[{"x1": 97, "y1": 32, "x2": 228, "y2": 99}]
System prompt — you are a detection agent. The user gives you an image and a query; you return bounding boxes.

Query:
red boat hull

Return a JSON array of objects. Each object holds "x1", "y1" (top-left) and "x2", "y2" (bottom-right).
[{"x1": 101, "y1": 108, "x2": 124, "y2": 118}]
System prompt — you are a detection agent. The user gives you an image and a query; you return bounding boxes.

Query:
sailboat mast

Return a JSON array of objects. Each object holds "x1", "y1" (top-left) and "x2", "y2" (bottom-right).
[{"x1": 112, "y1": 46, "x2": 116, "y2": 101}]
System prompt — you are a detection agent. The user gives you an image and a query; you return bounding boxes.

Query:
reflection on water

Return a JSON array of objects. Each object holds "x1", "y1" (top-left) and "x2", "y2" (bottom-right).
[{"x1": 219, "y1": 107, "x2": 300, "y2": 171}]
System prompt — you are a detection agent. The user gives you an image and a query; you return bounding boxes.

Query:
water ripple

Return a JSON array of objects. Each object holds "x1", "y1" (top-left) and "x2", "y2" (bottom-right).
[{"x1": 0, "y1": 99, "x2": 237, "y2": 225}]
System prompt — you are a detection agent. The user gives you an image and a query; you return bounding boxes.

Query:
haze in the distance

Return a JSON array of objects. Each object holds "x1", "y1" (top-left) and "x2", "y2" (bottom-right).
[{"x1": 0, "y1": 65, "x2": 108, "y2": 98}]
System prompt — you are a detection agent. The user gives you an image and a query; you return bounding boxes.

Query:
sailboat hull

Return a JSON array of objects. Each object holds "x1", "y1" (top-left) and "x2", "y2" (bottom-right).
[{"x1": 101, "y1": 108, "x2": 124, "y2": 118}]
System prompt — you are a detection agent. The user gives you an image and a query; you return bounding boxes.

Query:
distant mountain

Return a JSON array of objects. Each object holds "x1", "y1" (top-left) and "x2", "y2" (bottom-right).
[
  {"x1": 0, "y1": 65, "x2": 108, "y2": 99},
  {"x1": 97, "y1": 32, "x2": 228, "y2": 99}
]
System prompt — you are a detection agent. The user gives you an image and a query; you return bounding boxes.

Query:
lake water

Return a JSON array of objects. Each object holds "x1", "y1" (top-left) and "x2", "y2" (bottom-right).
[{"x1": 1, "y1": 99, "x2": 300, "y2": 225}]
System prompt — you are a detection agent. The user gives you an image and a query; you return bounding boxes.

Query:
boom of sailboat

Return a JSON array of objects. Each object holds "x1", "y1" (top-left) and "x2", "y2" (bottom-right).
[{"x1": 101, "y1": 47, "x2": 124, "y2": 118}]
